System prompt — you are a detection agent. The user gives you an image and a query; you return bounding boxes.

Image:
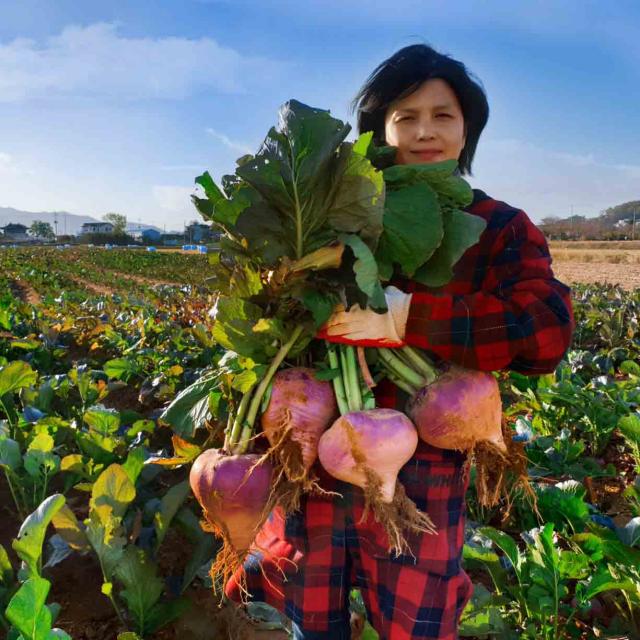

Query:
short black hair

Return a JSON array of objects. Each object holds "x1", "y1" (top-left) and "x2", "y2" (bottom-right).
[{"x1": 351, "y1": 43, "x2": 489, "y2": 176}]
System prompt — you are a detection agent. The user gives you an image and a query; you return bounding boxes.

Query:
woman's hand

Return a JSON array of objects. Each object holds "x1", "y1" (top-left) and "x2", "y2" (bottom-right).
[{"x1": 317, "y1": 286, "x2": 413, "y2": 347}]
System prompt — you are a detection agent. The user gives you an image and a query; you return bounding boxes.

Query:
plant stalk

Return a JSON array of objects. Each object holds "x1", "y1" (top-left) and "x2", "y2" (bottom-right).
[
  {"x1": 326, "y1": 342, "x2": 349, "y2": 416},
  {"x1": 291, "y1": 178, "x2": 304, "y2": 260},
  {"x1": 377, "y1": 348, "x2": 424, "y2": 391},
  {"x1": 236, "y1": 324, "x2": 305, "y2": 454},
  {"x1": 400, "y1": 346, "x2": 438, "y2": 383},
  {"x1": 0, "y1": 398, "x2": 15, "y2": 438},
  {"x1": 227, "y1": 385, "x2": 256, "y2": 451}
]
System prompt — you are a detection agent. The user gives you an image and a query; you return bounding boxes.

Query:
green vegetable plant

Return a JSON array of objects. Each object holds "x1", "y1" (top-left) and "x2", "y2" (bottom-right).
[{"x1": 4, "y1": 494, "x2": 71, "y2": 640}]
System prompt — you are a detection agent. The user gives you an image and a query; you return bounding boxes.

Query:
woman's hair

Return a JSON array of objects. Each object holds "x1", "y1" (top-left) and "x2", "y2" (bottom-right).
[{"x1": 351, "y1": 43, "x2": 489, "y2": 175}]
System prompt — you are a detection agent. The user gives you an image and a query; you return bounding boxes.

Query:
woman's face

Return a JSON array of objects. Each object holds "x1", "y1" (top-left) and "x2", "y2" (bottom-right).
[{"x1": 384, "y1": 78, "x2": 467, "y2": 166}]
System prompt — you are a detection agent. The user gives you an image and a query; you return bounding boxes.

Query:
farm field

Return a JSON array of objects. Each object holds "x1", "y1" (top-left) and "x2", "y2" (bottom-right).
[
  {"x1": 1, "y1": 245, "x2": 639, "y2": 639},
  {"x1": 549, "y1": 241, "x2": 640, "y2": 290}
]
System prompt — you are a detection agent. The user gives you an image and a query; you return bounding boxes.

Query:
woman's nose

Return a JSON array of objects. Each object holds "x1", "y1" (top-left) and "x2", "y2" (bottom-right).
[{"x1": 415, "y1": 119, "x2": 436, "y2": 140}]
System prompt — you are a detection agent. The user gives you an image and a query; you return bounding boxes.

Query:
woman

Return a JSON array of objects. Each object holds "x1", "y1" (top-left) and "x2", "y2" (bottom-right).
[{"x1": 226, "y1": 43, "x2": 574, "y2": 639}]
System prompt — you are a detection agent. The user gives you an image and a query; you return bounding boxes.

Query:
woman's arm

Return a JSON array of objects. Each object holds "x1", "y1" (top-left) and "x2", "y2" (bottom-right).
[{"x1": 405, "y1": 210, "x2": 574, "y2": 374}]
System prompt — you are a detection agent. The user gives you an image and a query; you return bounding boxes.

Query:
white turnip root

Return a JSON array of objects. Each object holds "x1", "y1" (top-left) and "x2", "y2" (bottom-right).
[
  {"x1": 407, "y1": 364, "x2": 505, "y2": 452},
  {"x1": 259, "y1": 367, "x2": 338, "y2": 512},
  {"x1": 379, "y1": 347, "x2": 534, "y2": 510},
  {"x1": 318, "y1": 408, "x2": 436, "y2": 555},
  {"x1": 190, "y1": 449, "x2": 273, "y2": 597}
]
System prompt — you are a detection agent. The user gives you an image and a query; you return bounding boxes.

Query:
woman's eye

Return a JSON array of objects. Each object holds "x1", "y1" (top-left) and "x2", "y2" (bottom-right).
[
  {"x1": 436, "y1": 113, "x2": 452, "y2": 118},
  {"x1": 396, "y1": 116, "x2": 413, "y2": 122}
]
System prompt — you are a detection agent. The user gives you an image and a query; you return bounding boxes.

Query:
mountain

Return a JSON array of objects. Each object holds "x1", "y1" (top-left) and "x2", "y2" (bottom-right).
[
  {"x1": 0, "y1": 207, "x2": 98, "y2": 236},
  {"x1": 0, "y1": 207, "x2": 170, "y2": 236}
]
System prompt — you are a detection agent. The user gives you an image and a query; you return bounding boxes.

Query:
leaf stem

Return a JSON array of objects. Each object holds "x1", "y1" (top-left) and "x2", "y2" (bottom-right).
[
  {"x1": 227, "y1": 386, "x2": 255, "y2": 451},
  {"x1": 0, "y1": 398, "x2": 15, "y2": 438},
  {"x1": 341, "y1": 345, "x2": 362, "y2": 412},
  {"x1": 291, "y1": 176, "x2": 304, "y2": 260},
  {"x1": 377, "y1": 348, "x2": 423, "y2": 392},
  {"x1": 3, "y1": 468, "x2": 25, "y2": 520},
  {"x1": 400, "y1": 346, "x2": 438, "y2": 383},
  {"x1": 236, "y1": 324, "x2": 305, "y2": 454},
  {"x1": 326, "y1": 342, "x2": 349, "y2": 416}
]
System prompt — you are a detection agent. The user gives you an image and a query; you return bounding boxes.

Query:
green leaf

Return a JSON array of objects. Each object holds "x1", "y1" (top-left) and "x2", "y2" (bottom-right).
[
  {"x1": 0, "y1": 360, "x2": 37, "y2": 397},
  {"x1": 231, "y1": 369, "x2": 259, "y2": 393},
  {"x1": 9, "y1": 339, "x2": 41, "y2": 351},
  {"x1": 154, "y1": 480, "x2": 191, "y2": 550},
  {"x1": 117, "y1": 634, "x2": 143, "y2": 640},
  {"x1": 0, "y1": 543, "x2": 14, "y2": 586},
  {"x1": 114, "y1": 547, "x2": 164, "y2": 635},
  {"x1": 340, "y1": 234, "x2": 386, "y2": 310},
  {"x1": 298, "y1": 288, "x2": 337, "y2": 329},
  {"x1": 375, "y1": 183, "x2": 443, "y2": 277},
  {"x1": 103, "y1": 359, "x2": 137, "y2": 381},
  {"x1": 413, "y1": 208, "x2": 486, "y2": 288},
  {"x1": 326, "y1": 139, "x2": 384, "y2": 250},
  {"x1": 13, "y1": 494, "x2": 65, "y2": 579},
  {"x1": 383, "y1": 159, "x2": 473, "y2": 209},
  {"x1": 477, "y1": 527, "x2": 523, "y2": 575},
  {"x1": 620, "y1": 360, "x2": 640, "y2": 376},
  {"x1": 24, "y1": 433, "x2": 59, "y2": 478},
  {"x1": 51, "y1": 504, "x2": 90, "y2": 552},
  {"x1": 90, "y1": 464, "x2": 136, "y2": 526},
  {"x1": 194, "y1": 171, "x2": 249, "y2": 227},
  {"x1": 126, "y1": 419, "x2": 155, "y2": 439},
  {"x1": 535, "y1": 485, "x2": 590, "y2": 533},
  {"x1": 584, "y1": 565, "x2": 639, "y2": 600},
  {"x1": 558, "y1": 550, "x2": 591, "y2": 579},
  {"x1": 211, "y1": 297, "x2": 272, "y2": 361},
  {"x1": 159, "y1": 373, "x2": 219, "y2": 438},
  {"x1": 5, "y1": 576, "x2": 52, "y2": 640},
  {"x1": 122, "y1": 446, "x2": 146, "y2": 485},
  {"x1": 619, "y1": 413, "x2": 640, "y2": 445},
  {"x1": 83, "y1": 408, "x2": 120, "y2": 436},
  {"x1": 0, "y1": 435, "x2": 21, "y2": 470},
  {"x1": 459, "y1": 583, "x2": 510, "y2": 636}
]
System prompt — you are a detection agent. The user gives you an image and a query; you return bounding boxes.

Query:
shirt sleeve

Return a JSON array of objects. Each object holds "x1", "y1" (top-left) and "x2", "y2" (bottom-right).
[{"x1": 404, "y1": 210, "x2": 574, "y2": 374}]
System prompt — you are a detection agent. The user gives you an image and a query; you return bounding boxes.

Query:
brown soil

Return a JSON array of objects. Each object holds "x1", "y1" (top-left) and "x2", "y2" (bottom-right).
[
  {"x1": 552, "y1": 262, "x2": 640, "y2": 290},
  {"x1": 107, "y1": 270, "x2": 183, "y2": 288},
  {"x1": 9, "y1": 278, "x2": 42, "y2": 305},
  {"x1": 66, "y1": 276, "x2": 118, "y2": 296}
]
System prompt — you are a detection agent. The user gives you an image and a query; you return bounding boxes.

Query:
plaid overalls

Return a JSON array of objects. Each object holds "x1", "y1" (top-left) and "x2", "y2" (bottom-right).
[{"x1": 226, "y1": 189, "x2": 574, "y2": 639}]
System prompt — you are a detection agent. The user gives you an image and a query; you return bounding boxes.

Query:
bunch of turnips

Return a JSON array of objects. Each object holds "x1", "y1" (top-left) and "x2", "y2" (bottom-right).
[{"x1": 179, "y1": 100, "x2": 528, "y2": 593}]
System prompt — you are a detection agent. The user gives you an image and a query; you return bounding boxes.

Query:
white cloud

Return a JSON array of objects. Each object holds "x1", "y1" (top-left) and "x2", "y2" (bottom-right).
[
  {"x1": 205, "y1": 128, "x2": 253, "y2": 155},
  {"x1": 0, "y1": 23, "x2": 288, "y2": 102},
  {"x1": 469, "y1": 138, "x2": 640, "y2": 220}
]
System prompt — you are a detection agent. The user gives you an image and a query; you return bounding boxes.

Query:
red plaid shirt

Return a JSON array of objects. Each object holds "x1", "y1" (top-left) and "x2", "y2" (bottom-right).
[{"x1": 376, "y1": 188, "x2": 574, "y2": 409}]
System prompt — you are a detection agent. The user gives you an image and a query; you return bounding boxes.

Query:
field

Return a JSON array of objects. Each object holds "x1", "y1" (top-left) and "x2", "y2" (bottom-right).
[
  {"x1": 550, "y1": 240, "x2": 640, "y2": 290},
  {"x1": 1, "y1": 245, "x2": 639, "y2": 640}
]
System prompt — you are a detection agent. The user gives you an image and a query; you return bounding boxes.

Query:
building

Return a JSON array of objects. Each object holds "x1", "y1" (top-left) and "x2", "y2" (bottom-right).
[
  {"x1": 0, "y1": 223, "x2": 30, "y2": 242},
  {"x1": 141, "y1": 228, "x2": 161, "y2": 242},
  {"x1": 185, "y1": 222, "x2": 214, "y2": 243},
  {"x1": 80, "y1": 222, "x2": 114, "y2": 235}
]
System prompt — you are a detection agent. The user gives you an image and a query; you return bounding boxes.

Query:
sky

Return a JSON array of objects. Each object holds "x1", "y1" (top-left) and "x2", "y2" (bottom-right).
[{"x1": 0, "y1": 0, "x2": 638, "y2": 231}]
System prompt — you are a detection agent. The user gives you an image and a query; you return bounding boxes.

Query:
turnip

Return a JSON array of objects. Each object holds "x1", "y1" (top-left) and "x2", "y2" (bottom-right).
[
  {"x1": 318, "y1": 343, "x2": 435, "y2": 555},
  {"x1": 259, "y1": 367, "x2": 338, "y2": 512},
  {"x1": 190, "y1": 449, "x2": 273, "y2": 594},
  {"x1": 377, "y1": 346, "x2": 533, "y2": 508},
  {"x1": 189, "y1": 325, "x2": 307, "y2": 595}
]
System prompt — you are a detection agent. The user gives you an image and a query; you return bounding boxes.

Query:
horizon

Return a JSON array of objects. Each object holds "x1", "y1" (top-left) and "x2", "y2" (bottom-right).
[{"x1": 1, "y1": 0, "x2": 638, "y2": 228}]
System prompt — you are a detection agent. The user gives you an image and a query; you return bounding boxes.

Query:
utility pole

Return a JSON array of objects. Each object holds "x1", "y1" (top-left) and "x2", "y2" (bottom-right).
[{"x1": 632, "y1": 209, "x2": 637, "y2": 241}]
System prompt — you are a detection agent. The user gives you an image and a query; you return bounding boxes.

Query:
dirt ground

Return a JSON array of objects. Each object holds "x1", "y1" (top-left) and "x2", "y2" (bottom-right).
[{"x1": 551, "y1": 261, "x2": 640, "y2": 290}]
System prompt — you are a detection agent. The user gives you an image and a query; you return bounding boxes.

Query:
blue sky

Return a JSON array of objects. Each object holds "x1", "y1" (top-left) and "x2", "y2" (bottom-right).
[{"x1": 0, "y1": 0, "x2": 638, "y2": 231}]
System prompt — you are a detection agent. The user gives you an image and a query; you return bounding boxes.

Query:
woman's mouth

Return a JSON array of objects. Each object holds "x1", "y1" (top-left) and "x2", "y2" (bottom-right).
[{"x1": 411, "y1": 150, "x2": 442, "y2": 161}]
